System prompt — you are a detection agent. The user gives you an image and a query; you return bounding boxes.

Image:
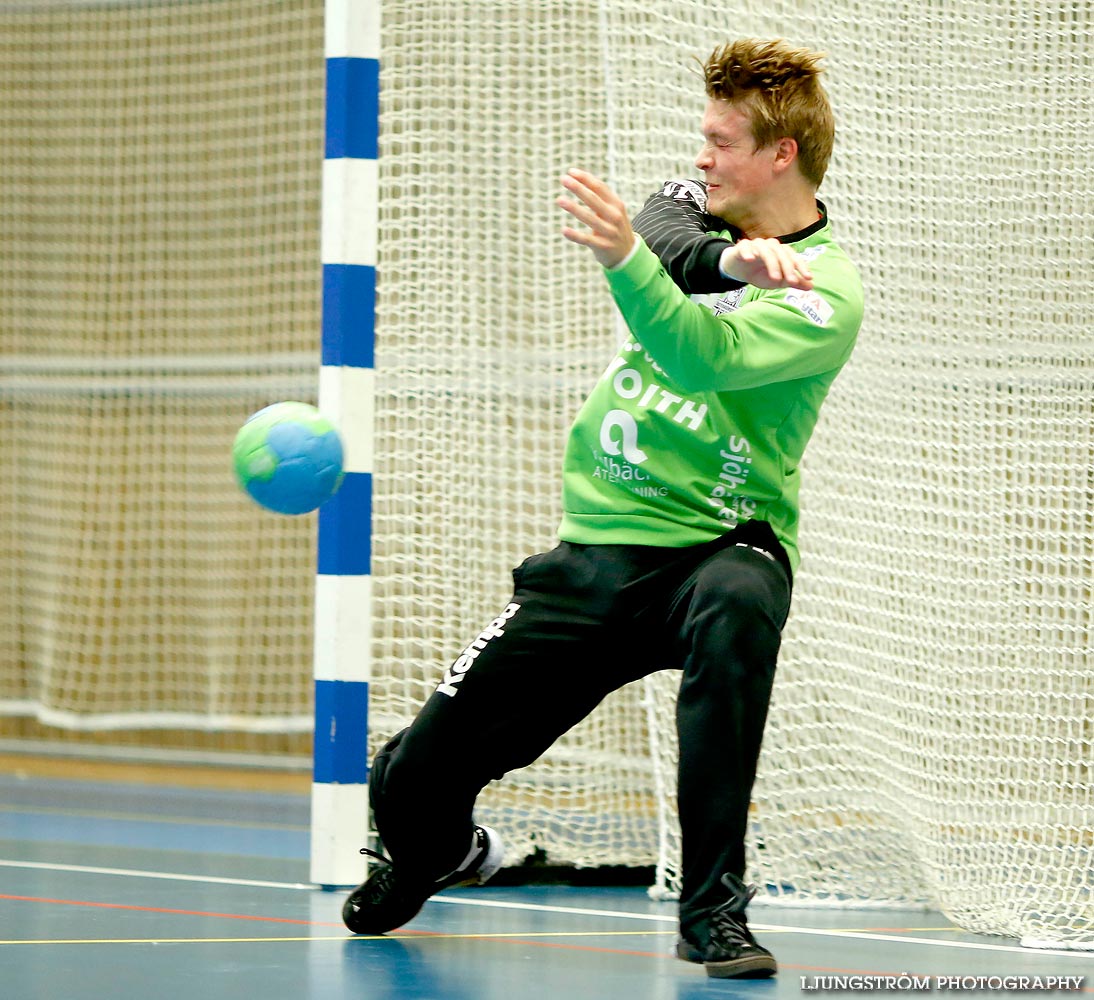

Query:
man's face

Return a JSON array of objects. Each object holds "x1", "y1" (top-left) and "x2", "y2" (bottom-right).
[{"x1": 694, "y1": 99, "x2": 778, "y2": 225}]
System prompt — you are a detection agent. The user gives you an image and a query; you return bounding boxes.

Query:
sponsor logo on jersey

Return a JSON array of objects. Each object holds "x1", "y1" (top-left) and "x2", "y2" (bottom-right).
[
  {"x1": 785, "y1": 289, "x2": 834, "y2": 326},
  {"x1": 658, "y1": 178, "x2": 708, "y2": 211},
  {"x1": 705, "y1": 436, "x2": 758, "y2": 525},
  {"x1": 712, "y1": 288, "x2": 747, "y2": 315}
]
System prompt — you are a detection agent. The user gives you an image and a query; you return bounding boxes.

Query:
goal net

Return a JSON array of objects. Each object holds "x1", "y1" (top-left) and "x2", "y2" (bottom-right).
[
  {"x1": 0, "y1": 0, "x2": 325, "y2": 749},
  {"x1": 372, "y1": 0, "x2": 1093, "y2": 948},
  {"x1": 1, "y1": 0, "x2": 1090, "y2": 948}
]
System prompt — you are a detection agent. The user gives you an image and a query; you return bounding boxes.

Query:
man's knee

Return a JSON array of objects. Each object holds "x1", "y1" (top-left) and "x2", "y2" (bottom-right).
[
  {"x1": 680, "y1": 558, "x2": 789, "y2": 680},
  {"x1": 692, "y1": 551, "x2": 789, "y2": 628}
]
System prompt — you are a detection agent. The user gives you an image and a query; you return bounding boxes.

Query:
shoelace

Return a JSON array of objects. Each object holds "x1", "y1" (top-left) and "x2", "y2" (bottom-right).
[
  {"x1": 353, "y1": 847, "x2": 397, "y2": 906},
  {"x1": 358, "y1": 846, "x2": 393, "y2": 866},
  {"x1": 708, "y1": 904, "x2": 755, "y2": 955}
]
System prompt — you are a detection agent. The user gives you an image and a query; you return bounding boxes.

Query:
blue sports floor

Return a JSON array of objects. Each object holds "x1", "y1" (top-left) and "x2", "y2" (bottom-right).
[{"x1": 0, "y1": 767, "x2": 1089, "y2": 1000}]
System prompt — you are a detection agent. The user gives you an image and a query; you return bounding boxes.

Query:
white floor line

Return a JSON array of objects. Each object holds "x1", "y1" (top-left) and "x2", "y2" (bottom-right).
[
  {"x1": 428, "y1": 895, "x2": 1092, "y2": 960},
  {"x1": 431, "y1": 893, "x2": 676, "y2": 924},
  {"x1": 0, "y1": 859, "x2": 1088, "y2": 961},
  {"x1": 0, "y1": 859, "x2": 312, "y2": 891}
]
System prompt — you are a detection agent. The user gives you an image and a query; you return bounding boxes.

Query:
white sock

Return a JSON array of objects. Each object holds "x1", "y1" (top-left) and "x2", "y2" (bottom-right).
[{"x1": 437, "y1": 829, "x2": 481, "y2": 882}]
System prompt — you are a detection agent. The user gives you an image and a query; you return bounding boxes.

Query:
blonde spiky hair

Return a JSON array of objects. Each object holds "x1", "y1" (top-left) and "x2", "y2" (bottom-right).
[{"x1": 702, "y1": 39, "x2": 835, "y2": 188}]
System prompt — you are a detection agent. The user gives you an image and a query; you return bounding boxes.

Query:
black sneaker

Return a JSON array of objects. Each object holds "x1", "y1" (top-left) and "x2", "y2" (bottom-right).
[
  {"x1": 342, "y1": 825, "x2": 503, "y2": 935},
  {"x1": 702, "y1": 874, "x2": 777, "y2": 979}
]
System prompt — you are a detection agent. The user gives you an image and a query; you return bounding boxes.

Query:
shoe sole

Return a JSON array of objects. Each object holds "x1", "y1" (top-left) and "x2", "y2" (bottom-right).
[
  {"x1": 676, "y1": 938, "x2": 777, "y2": 978},
  {"x1": 705, "y1": 955, "x2": 778, "y2": 979}
]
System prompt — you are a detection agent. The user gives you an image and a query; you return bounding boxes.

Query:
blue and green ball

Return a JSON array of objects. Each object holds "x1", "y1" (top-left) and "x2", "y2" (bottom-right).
[{"x1": 232, "y1": 401, "x2": 345, "y2": 515}]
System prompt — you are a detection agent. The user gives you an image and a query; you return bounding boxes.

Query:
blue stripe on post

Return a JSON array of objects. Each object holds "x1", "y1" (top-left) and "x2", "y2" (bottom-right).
[
  {"x1": 325, "y1": 57, "x2": 380, "y2": 160},
  {"x1": 313, "y1": 679, "x2": 370, "y2": 784},
  {"x1": 318, "y1": 471, "x2": 372, "y2": 575},
  {"x1": 322, "y1": 264, "x2": 376, "y2": 368}
]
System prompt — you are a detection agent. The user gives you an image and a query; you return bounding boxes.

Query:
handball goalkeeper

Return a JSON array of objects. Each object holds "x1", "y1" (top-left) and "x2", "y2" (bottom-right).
[{"x1": 344, "y1": 37, "x2": 863, "y2": 981}]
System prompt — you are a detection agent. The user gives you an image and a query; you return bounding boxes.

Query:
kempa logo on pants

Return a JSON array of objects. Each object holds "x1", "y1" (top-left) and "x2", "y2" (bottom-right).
[{"x1": 436, "y1": 603, "x2": 521, "y2": 698}]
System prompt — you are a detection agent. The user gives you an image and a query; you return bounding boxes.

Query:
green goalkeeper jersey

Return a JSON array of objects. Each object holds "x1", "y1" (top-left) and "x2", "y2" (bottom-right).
[{"x1": 557, "y1": 213, "x2": 863, "y2": 575}]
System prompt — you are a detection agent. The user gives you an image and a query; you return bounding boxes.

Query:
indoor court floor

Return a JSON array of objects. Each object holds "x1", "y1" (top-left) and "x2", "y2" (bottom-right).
[{"x1": 0, "y1": 764, "x2": 1089, "y2": 1000}]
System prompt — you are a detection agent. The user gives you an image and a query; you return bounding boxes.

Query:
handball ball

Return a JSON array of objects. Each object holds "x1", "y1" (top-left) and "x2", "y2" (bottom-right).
[{"x1": 232, "y1": 401, "x2": 345, "y2": 515}]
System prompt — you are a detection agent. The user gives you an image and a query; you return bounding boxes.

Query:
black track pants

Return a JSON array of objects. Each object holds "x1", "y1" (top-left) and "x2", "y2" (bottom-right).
[{"x1": 368, "y1": 519, "x2": 791, "y2": 935}]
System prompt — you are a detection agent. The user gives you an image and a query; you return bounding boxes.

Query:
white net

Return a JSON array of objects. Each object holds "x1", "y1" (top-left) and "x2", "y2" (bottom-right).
[
  {"x1": 0, "y1": 0, "x2": 325, "y2": 737},
  {"x1": 0, "y1": 0, "x2": 1090, "y2": 947},
  {"x1": 371, "y1": 0, "x2": 1093, "y2": 947}
]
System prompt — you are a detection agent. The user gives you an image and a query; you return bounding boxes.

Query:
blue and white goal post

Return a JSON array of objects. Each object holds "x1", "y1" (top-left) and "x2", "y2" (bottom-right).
[{"x1": 311, "y1": 0, "x2": 381, "y2": 889}]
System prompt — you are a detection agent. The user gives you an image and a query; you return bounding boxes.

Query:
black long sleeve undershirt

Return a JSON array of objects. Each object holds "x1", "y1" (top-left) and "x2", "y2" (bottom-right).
[
  {"x1": 633, "y1": 182, "x2": 830, "y2": 295},
  {"x1": 631, "y1": 183, "x2": 743, "y2": 295}
]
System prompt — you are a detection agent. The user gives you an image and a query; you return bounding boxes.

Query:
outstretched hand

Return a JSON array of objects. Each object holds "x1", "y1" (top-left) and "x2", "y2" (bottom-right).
[{"x1": 558, "y1": 168, "x2": 636, "y2": 268}]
